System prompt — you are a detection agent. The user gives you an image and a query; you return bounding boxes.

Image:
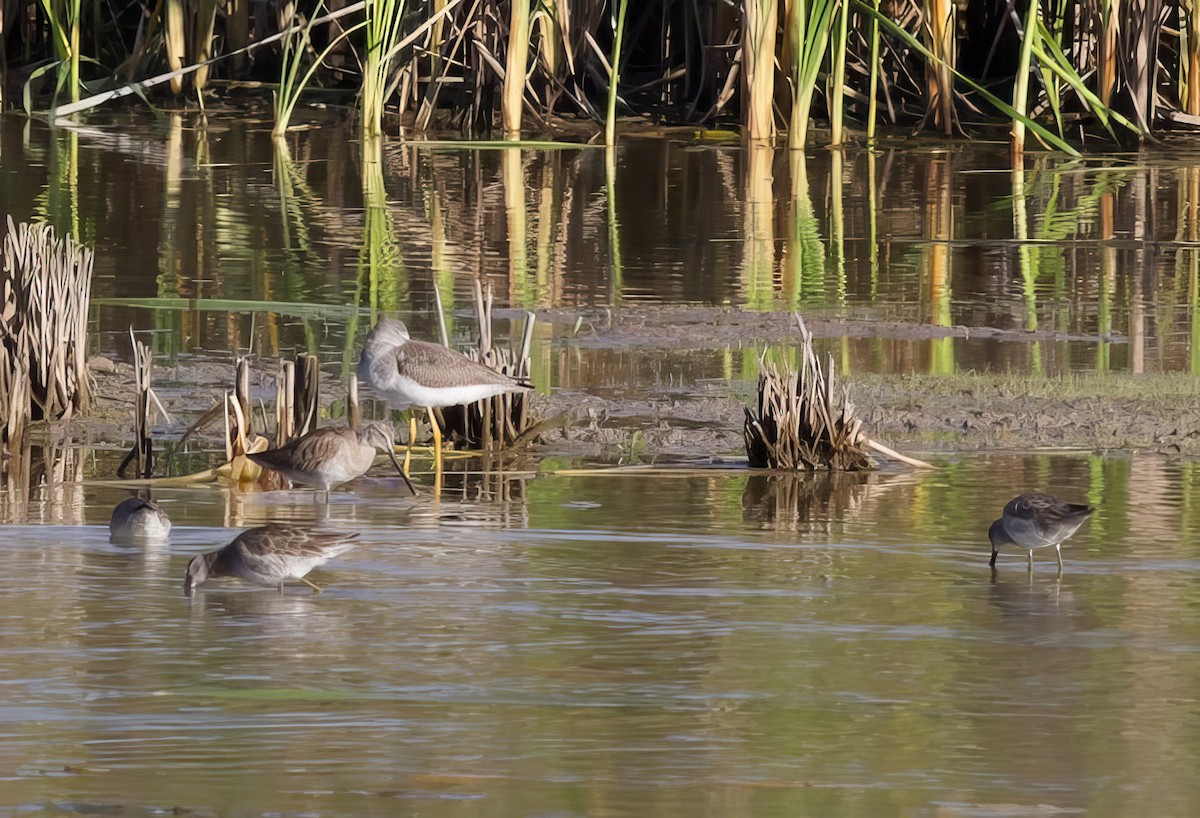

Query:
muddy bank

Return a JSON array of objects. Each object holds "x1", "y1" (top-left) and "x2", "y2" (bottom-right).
[{"x1": 73, "y1": 307, "x2": 1200, "y2": 465}]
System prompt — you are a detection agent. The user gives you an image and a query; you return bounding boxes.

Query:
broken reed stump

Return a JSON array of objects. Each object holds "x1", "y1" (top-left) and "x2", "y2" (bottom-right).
[
  {"x1": 273, "y1": 352, "x2": 321, "y2": 448},
  {"x1": 225, "y1": 357, "x2": 268, "y2": 483},
  {"x1": 0, "y1": 217, "x2": 94, "y2": 460},
  {"x1": 744, "y1": 316, "x2": 931, "y2": 471},
  {"x1": 438, "y1": 280, "x2": 536, "y2": 451},
  {"x1": 117, "y1": 329, "x2": 170, "y2": 479}
]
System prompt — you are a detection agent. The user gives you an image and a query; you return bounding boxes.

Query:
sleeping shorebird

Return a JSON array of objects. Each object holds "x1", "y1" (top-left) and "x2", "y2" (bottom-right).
[
  {"x1": 246, "y1": 421, "x2": 415, "y2": 496},
  {"x1": 109, "y1": 496, "x2": 172, "y2": 542},
  {"x1": 988, "y1": 493, "x2": 1094, "y2": 572},
  {"x1": 184, "y1": 525, "x2": 359, "y2": 594},
  {"x1": 356, "y1": 318, "x2": 533, "y2": 471}
]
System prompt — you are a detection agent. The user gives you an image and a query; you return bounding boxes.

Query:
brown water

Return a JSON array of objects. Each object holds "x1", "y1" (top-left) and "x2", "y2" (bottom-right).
[
  {"x1": 3, "y1": 111, "x2": 1200, "y2": 375},
  {"x1": 3, "y1": 452, "x2": 1200, "y2": 815},
  {"x1": 5, "y1": 109, "x2": 1200, "y2": 815}
]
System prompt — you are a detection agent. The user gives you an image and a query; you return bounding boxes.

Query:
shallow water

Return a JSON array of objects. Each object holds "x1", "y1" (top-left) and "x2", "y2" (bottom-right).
[
  {"x1": 4, "y1": 108, "x2": 1200, "y2": 814},
  {"x1": 3, "y1": 111, "x2": 1200, "y2": 374},
  {"x1": 4, "y1": 452, "x2": 1200, "y2": 815}
]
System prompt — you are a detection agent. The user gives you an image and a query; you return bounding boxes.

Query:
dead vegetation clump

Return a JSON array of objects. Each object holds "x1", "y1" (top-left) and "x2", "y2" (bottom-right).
[
  {"x1": 1, "y1": 218, "x2": 94, "y2": 459},
  {"x1": 744, "y1": 316, "x2": 873, "y2": 471},
  {"x1": 744, "y1": 316, "x2": 933, "y2": 471}
]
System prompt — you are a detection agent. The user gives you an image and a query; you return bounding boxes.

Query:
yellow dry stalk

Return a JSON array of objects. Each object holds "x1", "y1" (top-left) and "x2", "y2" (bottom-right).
[{"x1": 503, "y1": 0, "x2": 532, "y2": 139}]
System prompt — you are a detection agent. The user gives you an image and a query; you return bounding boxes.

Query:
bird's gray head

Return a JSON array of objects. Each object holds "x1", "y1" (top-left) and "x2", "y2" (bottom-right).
[
  {"x1": 360, "y1": 421, "x2": 395, "y2": 450},
  {"x1": 184, "y1": 554, "x2": 211, "y2": 594},
  {"x1": 988, "y1": 519, "x2": 1014, "y2": 548},
  {"x1": 365, "y1": 318, "x2": 410, "y2": 348}
]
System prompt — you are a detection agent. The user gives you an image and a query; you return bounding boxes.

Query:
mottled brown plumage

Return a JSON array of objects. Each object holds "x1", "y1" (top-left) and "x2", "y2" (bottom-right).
[
  {"x1": 247, "y1": 421, "x2": 415, "y2": 495},
  {"x1": 184, "y1": 525, "x2": 359, "y2": 593}
]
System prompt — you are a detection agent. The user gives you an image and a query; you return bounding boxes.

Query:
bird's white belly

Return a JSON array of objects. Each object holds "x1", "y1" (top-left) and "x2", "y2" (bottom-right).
[{"x1": 376, "y1": 375, "x2": 516, "y2": 409}]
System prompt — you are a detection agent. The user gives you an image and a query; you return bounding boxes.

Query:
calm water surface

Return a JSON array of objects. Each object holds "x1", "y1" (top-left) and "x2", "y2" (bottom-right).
[
  {"x1": 3, "y1": 111, "x2": 1200, "y2": 374},
  {"x1": 3, "y1": 453, "x2": 1200, "y2": 815},
  {"x1": 4, "y1": 110, "x2": 1200, "y2": 815}
]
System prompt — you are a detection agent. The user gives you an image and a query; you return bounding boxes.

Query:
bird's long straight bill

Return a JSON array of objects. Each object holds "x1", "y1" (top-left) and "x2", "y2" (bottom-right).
[{"x1": 384, "y1": 445, "x2": 418, "y2": 495}]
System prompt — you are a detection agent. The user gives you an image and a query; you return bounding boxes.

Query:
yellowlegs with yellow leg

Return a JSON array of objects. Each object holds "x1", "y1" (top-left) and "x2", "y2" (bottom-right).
[
  {"x1": 988, "y1": 493, "x2": 1093, "y2": 572},
  {"x1": 184, "y1": 525, "x2": 359, "y2": 594},
  {"x1": 246, "y1": 421, "x2": 415, "y2": 496},
  {"x1": 356, "y1": 318, "x2": 532, "y2": 472}
]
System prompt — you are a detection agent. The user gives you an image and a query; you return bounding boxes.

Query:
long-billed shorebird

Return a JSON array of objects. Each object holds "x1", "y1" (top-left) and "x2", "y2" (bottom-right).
[
  {"x1": 109, "y1": 496, "x2": 172, "y2": 542},
  {"x1": 247, "y1": 421, "x2": 415, "y2": 496},
  {"x1": 184, "y1": 525, "x2": 359, "y2": 594},
  {"x1": 989, "y1": 493, "x2": 1094, "y2": 572},
  {"x1": 356, "y1": 318, "x2": 532, "y2": 470}
]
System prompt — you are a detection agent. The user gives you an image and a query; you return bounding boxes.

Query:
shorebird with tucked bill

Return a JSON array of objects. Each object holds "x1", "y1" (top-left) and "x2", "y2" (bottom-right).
[
  {"x1": 109, "y1": 496, "x2": 172, "y2": 542},
  {"x1": 183, "y1": 525, "x2": 359, "y2": 594},
  {"x1": 356, "y1": 317, "x2": 533, "y2": 471},
  {"x1": 988, "y1": 493, "x2": 1094, "y2": 572},
  {"x1": 246, "y1": 421, "x2": 416, "y2": 496}
]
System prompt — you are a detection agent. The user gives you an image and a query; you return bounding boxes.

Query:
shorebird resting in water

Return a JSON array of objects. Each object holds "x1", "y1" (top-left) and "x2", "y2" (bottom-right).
[
  {"x1": 247, "y1": 421, "x2": 415, "y2": 496},
  {"x1": 184, "y1": 525, "x2": 359, "y2": 594},
  {"x1": 109, "y1": 497, "x2": 172, "y2": 542},
  {"x1": 356, "y1": 318, "x2": 533, "y2": 470},
  {"x1": 989, "y1": 493, "x2": 1093, "y2": 572}
]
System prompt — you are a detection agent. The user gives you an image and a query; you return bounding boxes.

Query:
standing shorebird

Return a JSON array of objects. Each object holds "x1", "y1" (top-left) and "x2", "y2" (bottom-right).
[
  {"x1": 356, "y1": 318, "x2": 533, "y2": 470},
  {"x1": 246, "y1": 421, "x2": 415, "y2": 496},
  {"x1": 989, "y1": 493, "x2": 1094, "y2": 572},
  {"x1": 184, "y1": 525, "x2": 359, "y2": 594},
  {"x1": 109, "y1": 496, "x2": 172, "y2": 542}
]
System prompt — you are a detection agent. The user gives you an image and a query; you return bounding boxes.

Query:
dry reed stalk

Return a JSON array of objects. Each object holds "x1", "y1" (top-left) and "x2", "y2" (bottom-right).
[
  {"x1": 274, "y1": 353, "x2": 320, "y2": 447},
  {"x1": 439, "y1": 281, "x2": 536, "y2": 450},
  {"x1": 275, "y1": 359, "x2": 296, "y2": 446},
  {"x1": 503, "y1": 0, "x2": 532, "y2": 138},
  {"x1": 924, "y1": 0, "x2": 955, "y2": 136},
  {"x1": 744, "y1": 316, "x2": 933, "y2": 471},
  {"x1": 165, "y1": 0, "x2": 186, "y2": 93},
  {"x1": 348, "y1": 373, "x2": 362, "y2": 430},
  {"x1": 743, "y1": 0, "x2": 778, "y2": 142},
  {"x1": 0, "y1": 217, "x2": 94, "y2": 456},
  {"x1": 117, "y1": 330, "x2": 169, "y2": 479},
  {"x1": 225, "y1": 357, "x2": 268, "y2": 483}
]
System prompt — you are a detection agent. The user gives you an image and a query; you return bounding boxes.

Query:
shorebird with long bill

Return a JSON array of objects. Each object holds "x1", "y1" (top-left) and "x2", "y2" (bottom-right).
[
  {"x1": 247, "y1": 421, "x2": 416, "y2": 497},
  {"x1": 356, "y1": 318, "x2": 533, "y2": 471},
  {"x1": 988, "y1": 493, "x2": 1094, "y2": 572}
]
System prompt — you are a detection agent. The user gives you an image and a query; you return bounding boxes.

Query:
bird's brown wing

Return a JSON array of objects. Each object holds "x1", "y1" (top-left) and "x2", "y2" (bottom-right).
[
  {"x1": 396, "y1": 339, "x2": 528, "y2": 390},
  {"x1": 230, "y1": 526, "x2": 359, "y2": 575}
]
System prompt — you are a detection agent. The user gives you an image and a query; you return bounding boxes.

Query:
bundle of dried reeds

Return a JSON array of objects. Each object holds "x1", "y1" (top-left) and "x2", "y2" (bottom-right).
[
  {"x1": 439, "y1": 281, "x2": 536, "y2": 451},
  {"x1": 744, "y1": 320, "x2": 872, "y2": 472},
  {"x1": 0, "y1": 218, "x2": 94, "y2": 457},
  {"x1": 117, "y1": 329, "x2": 171, "y2": 479},
  {"x1": 274, "y1": 353, "x2": 321, "y2": 447},
  {"x1": 745, "y1": 316, "x2": 932, "y2": 471}
]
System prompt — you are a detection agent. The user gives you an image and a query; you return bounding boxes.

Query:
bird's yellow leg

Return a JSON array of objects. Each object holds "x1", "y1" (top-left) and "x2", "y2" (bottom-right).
[
  {"x1": 299, "y1": 576, "x2": 323, "y2": 593},
  {"x1": 427, "y1": 407, "x2": 443, "y2": 474}
]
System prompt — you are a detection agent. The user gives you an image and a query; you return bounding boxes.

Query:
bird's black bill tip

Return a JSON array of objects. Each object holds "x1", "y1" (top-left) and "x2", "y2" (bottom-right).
[{"x1": 384, "y1": 446, "x2": 418, "y2": 496}]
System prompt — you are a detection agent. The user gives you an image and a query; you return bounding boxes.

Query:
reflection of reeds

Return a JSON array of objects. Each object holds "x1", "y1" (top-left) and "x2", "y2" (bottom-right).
[
  {"x1": 742, "y1": 470, "x2": 869, "y2": 533},
  {"x1": 744, "y1": 316, "x2": 872, "y2": 471},
  {"x1": 0, "y1": 219, "x2": 94, "y2": 444}
]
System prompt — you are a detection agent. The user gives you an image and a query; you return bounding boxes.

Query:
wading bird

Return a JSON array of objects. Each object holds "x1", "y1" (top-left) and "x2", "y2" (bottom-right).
[
  {"x1": 184, "y1": 525, "x2": 359, "y2": 594},
  {"x1": 356, "y1": 318, "x2": 532, "y2": 471},
  {"x1": 247, "y1": 421, "x2": 415, "y2": 496},
  {"x1": 988, "y1": 493, "x2": 1093, "y2": 572}
]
